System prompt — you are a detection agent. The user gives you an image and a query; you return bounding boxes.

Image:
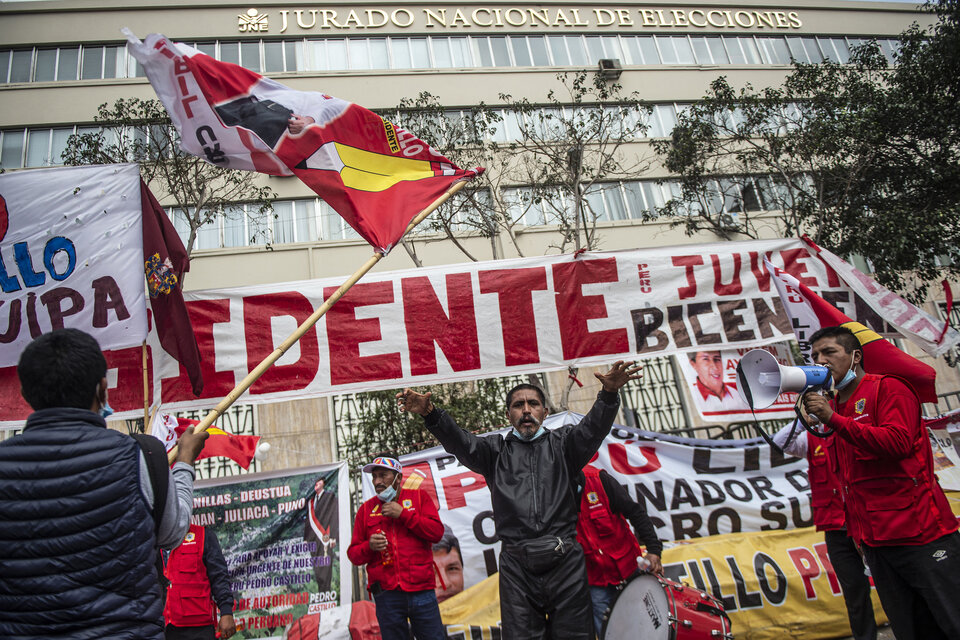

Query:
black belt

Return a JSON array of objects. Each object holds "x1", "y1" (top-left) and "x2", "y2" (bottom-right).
[{"x1": 502, "y1": 535, "x2": 576, "y2": 556}]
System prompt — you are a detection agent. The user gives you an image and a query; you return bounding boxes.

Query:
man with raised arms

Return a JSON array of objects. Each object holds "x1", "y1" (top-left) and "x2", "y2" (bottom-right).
[{"x1": 397, "y1": 361, "x2": 643, "y2": 640}]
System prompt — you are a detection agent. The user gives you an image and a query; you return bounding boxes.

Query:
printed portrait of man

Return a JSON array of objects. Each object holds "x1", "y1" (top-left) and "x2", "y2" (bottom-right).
[
  {"x1": 303, "y1": 474, "x2": 338, "y2": 594},
  {"x1": 432, "y1": 526, "x2": 464, "y2": 603},
  {"x1": 686, "y1": 350, "x2": 749, "y2": 415}
]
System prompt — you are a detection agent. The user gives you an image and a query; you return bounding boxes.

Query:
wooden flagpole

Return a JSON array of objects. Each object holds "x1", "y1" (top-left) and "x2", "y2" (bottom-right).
[
  {"x1": 166, "y1": 179, "x2": 468, "y2": 464},
  {"x1": 142, "y1": 340, "x2": 149, "y2": 429}
]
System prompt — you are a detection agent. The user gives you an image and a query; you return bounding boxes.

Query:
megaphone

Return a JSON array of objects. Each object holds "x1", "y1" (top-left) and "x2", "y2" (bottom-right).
[{"x1": 736, "y1": 349, "x2": 832, "y2": 409}]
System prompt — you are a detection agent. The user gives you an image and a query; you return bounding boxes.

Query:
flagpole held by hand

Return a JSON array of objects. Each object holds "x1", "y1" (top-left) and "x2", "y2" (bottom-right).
[{"x1": 165, "y1": 179, "x2": 469, "y2": 464}]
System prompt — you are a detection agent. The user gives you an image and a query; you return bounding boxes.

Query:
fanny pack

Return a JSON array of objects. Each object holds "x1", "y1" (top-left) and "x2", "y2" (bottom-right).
[{"x1": 504, "y1": 535, "x2": 575, "y2": 575}]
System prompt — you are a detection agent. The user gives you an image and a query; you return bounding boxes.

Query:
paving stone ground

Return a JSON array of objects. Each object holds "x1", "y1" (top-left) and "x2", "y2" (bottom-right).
[{"x1": 839, "y1": 624, "x2": 895, "y2": 640}]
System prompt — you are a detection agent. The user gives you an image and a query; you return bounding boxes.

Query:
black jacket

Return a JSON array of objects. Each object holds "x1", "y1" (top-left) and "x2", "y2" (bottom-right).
[{"x1": 424, "y1": 390, "x2": 620, "y2": 544}]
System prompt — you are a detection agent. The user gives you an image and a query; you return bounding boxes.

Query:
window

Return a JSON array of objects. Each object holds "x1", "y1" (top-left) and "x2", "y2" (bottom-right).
[
  {"x1": 10, "y1": 49, "x2": 33, "y2": 83},
  {"x1": 0, "y1": 130, "x2": 24, "y2": 169},
  {"x1": 0, "y1": 34, "x2": 906, "y2": 86},
  {"x1": 80, "y1": 46, "x2": 104, "y2": 80},
  {"x1": 264, "y1": 41, "x2": 285, "y2": 72},
  {"x1": 34, "y1": 49, "x2": 57, "y2": 81}
]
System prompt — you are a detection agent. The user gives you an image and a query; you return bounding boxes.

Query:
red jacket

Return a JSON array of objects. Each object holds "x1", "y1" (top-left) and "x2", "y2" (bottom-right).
[
  {"x1": 808, "y1": 436, "x2": 845, "y2": 532},
  {"x1": 577, "y1": 467, "x2": 643, "y2": 586},
  {"x1": 164, "y1": 524, "x2": 215, "y2": 627},
  {"x1": 347, "y1": 488, "x2": 444, "y2": 592},
  {"x1": 828, "y1": 374, "x2": 958, "y2": 546}
]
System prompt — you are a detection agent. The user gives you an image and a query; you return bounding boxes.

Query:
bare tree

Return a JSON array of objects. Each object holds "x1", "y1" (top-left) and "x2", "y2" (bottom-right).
[{"x1": 62, "y1": 98, "x2": 276, "y2": 263}]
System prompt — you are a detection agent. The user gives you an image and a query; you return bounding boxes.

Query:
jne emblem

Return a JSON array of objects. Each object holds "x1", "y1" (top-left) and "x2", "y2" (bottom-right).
[
  {"x1": 586, "y1": 491, "x2": 599, "y2": 505},
  {"x1": 855, "y1": 398, "x2": 866, "y2": 414}
]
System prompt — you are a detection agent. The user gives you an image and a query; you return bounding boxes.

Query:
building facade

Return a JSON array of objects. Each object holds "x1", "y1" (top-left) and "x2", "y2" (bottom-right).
[{"x1": 3, "y1": 0, "x2": 955, "y2": 475}]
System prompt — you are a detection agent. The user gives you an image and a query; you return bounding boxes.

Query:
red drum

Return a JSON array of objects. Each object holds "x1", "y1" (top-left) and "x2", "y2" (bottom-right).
[{"x1": 602, "y1": 573, "x2": 733, "y2": 640}]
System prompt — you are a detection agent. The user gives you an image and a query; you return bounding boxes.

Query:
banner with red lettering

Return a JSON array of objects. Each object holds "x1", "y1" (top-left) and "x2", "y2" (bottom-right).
[
  {"x1": 801, "y1": 237, "x2": 960, "y2": 357},
  {"x1": 768, "y1": 259, "x2": 939, "y2": 402},
  {"x1": 359, "y1": 411, "x2": 810, "y2": 597},
  {"x1": 0, "y1": 164, "x2": 148, "y2": 368},
  {"x1": 3, "y1": 237, "x2": 933, "y2": 425},
  {"x1": 926, "y1": 409, "x2": 960, "y2": 491}
]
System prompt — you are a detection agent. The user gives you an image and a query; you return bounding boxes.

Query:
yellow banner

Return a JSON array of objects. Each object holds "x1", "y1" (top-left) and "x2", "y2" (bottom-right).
[
  {"x1": 439, "y1": 493, "x2": 960, "y2": 639},
  {"x1": 662, "y1": 527, "x2": 886, "y2": 640}
]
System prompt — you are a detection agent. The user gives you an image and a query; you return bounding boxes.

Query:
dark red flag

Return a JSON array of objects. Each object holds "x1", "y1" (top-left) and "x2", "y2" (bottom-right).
[{"x1": 140, "y1": 180, "x2": 203, "y2": 395}]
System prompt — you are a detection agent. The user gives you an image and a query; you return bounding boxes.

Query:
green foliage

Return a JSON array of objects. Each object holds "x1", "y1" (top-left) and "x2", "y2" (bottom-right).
[
  {"x1": 61, "y1": 98, "x2": 276, "y2": 261},
  {"x1": 654, "y1": 0, "x2": 960, "y2": 302}
]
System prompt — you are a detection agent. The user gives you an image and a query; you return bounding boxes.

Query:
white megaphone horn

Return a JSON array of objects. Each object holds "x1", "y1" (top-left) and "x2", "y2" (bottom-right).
[{"x1": 736, "y1": 349, "x2": 832, "y2": 409}]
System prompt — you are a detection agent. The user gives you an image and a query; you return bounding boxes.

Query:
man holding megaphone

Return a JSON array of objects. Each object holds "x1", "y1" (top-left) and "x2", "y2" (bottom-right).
[{"x1": 798, "y1": 326, "x2": 960, "y2": 640}]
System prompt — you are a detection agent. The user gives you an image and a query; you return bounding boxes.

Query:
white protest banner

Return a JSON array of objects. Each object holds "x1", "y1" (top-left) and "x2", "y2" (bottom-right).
[
  {"x1": 0, "y1": 164, "x2": 147, "y2": 367},
  {"x1": 192, "y1": 462, "x2": 352, "y2": 639},
  {"x1": 361, "y1": 412, "x2": 808, "y2": 595},
  {"x1": 145, "y1": 238, "x2": 822, "y2": 416},
  {"x1": 0, "y1": 237, "x2": 924, "y2": 424},
  {"x1": 678, "y1": 342, "x2": 798, "y2": 422}
]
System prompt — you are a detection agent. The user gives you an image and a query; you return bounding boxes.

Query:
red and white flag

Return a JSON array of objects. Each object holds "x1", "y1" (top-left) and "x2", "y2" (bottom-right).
[
  {"x1": 125, "y1": 31, "x2": 483, "y2": 254},
  {"x1": 767, "y1": 258, "x2": 938, "y2": 403},
  {"x1": 801, "y1": 236, "x2": 960, "y2": 357}
]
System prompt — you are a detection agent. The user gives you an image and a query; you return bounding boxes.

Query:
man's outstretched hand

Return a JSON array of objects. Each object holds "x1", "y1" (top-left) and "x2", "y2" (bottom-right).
[
  {"x1": 594, "y1": 361, "x2": 644, "y2": 393},
  {"x1": 396, "y1": 389, "x2": 434, "y2": 416}
]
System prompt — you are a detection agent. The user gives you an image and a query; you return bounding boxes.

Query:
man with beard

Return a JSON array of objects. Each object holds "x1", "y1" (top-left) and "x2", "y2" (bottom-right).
[{"x1": 397, "y1": 361, "x2": 643, "y2": 640}]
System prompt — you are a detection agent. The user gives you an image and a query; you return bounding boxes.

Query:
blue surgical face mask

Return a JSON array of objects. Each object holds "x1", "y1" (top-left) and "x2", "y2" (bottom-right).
[
  {"x1": 834, "y1": 354, "x2": 860, "y2": 391},
  {"x1": 376, "y1": 485, "x2": 397, "y2": 502},
  {"x1": 97, "y1": 385, "x2": 114, "y2": 419},
  {"x1": 835, "y1": 367, "x2": 857, "y2": 390},
  {"x1": 512, "y1": 425, "x2": 547, "y2": 441}
]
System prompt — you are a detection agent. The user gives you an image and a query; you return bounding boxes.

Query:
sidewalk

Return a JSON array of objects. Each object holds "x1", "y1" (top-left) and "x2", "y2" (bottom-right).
[{"x1": 841, "y1": 625, "x2": 895, "y2": 640}]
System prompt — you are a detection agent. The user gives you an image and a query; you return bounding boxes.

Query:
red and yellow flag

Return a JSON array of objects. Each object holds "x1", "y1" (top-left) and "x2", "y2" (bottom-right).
[
  {"x1": 768, "y1": 259, "x2": 938, "y2": 403},
  {"x1": 126, "y1": 32, "x2": 483, "y2": 254},
  {"x1": 172, "y1": 417, "x2": 259, "y2": 469}
]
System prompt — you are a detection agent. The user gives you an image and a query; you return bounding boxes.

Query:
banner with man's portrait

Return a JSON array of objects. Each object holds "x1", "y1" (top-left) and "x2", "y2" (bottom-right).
[
  {"x1": 678, "y1": 342, "x2": 799, "y2": 422},
  {"x1": 192, "y1": 462, "x2": 351, "y2": 638}
]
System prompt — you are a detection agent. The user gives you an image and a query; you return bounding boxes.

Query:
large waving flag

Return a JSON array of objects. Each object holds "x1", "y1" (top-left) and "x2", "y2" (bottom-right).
[
  {"x1": 125, "y1": 31, "x2": 482, "y2": 253},
  {"x1": 767, "y1": 258, "x2": 938, "y2": 403}
]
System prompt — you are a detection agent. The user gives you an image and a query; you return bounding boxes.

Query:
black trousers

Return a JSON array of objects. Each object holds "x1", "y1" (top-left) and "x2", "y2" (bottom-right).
[
  {"x1": 825, "y1": 530, "x2": 877, "y2": 640},
  {"x1": 165, "y1": 624, "x2": 215, "y2": 640},
  {"x1": 499, "y1": 541, "x2": 593, "y2": 640},
  {"x1": 861, "y1": 531, "x2": 960, "y2": 640}
]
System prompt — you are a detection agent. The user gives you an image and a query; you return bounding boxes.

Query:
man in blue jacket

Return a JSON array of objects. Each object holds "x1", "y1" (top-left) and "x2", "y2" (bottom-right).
[{"x1": 0, "y1": 329, "x2": 208, "y2": 640}]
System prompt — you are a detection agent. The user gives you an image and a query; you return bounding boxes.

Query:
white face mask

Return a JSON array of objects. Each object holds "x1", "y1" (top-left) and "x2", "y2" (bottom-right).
[{"x1": 376, "y1": 485, "x2": 397, "y2": 502}]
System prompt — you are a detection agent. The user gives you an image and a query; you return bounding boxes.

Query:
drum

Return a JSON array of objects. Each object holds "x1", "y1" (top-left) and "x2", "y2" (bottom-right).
[{"x1": 601, "y1": 573, "x2": 733, "y2": 640}]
